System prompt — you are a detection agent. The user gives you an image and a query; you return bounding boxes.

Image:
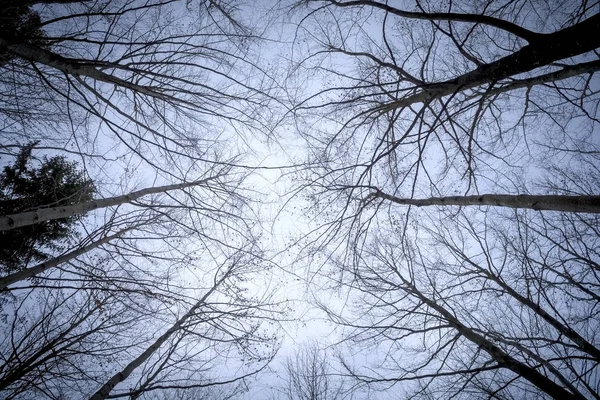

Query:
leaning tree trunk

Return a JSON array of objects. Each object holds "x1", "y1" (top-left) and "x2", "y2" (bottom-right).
[
  {"x1": 88, "y1": 269, "x2": 229, "y2": 400},
  {"x1": 458, "y1": 256, "x2": 600, "y2": 361},
  {"x1": 0, "y1": 177, "x2": 218, "y2": 231},
  {"x1": 0, "y1": 226, "x2": 135, "y2": 289},
  {"x1": 399, "y1": 275, "x2": 585, "y2": 400},
  {"x1": 372, "y1": 190, "x2": 600, "y2": 214},
  {"x1": 0, "y1": 39, "x2": 191, "y2": 107},
  {"x1": 369, "y1": 11, "x2": 600, "y2": 111}
]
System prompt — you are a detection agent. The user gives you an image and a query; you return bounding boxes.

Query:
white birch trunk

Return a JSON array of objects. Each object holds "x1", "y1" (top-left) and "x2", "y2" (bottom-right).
[
  {"x1": 401, "y1": 277, "x2": 583, "y2": 400},
  {"x1": 374, "y1": 191, "x2": 600, "y2": 214},
  {"x1": 0, "y1": 177, "x2": 216, "y2": 231},
  {"x1": 0, "y1": 227, "x2": 134, "y2": 289},
  {"x1": 376, "y1": 13, "x2": 600, "y2": 111},
  {"x1": 88, "y1": 270, "x2": 229, "y2": 400},
  {"x1": 0, "y1": 39, "x2": 192, "y2": 107}
]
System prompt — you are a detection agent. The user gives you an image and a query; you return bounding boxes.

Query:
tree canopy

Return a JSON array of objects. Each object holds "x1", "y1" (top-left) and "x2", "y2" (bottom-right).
[{"x1": 0, "y1": 0, "x2": 598, "y2": 399}]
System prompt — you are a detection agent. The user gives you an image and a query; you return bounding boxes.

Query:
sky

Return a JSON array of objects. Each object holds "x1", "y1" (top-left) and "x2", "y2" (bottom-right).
[{"x1": 1, "y1": 1, "x2": 599, "y2": 399}]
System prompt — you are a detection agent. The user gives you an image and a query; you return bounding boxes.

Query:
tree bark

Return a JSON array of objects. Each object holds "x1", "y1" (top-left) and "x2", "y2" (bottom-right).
[
  {"x1": 0, "y1": 177, "x2": 217, "y2": 231},
  {"x1": 448, "y1": 249, "x2": 600, "y2": 361},
  {"x1": 324, "y1": 0, "x2": 542, "y2": 42},
  {"x1": 373, "y1": 191, "x2": 600, "y2": 214},
  {"x1": 0, "y1": 227, "x2": 134, "y2": 289}
]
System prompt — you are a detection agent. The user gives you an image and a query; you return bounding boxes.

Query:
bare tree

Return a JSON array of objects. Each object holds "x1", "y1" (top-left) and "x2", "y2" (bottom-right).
[
  {"x1": 0, "y1": 282, "x2": 152, "y2": 397},
  {"x1": 0, "y1": 153, "x2": 255, "y2": 288},
  {"x1": 0, "y1": 0, "x2": 272, "y2": 173},
  {"x1": 0, "y1": 1, "x2": 285, "y2": 399},
  {"x1": 89, "y1": 250, "x2": 279, "y2": 400},
  {"x1": 283, "y1": 5, "x2": 600, "y2": 396},
  {"x1": 288, "y1": 0, "x2": 600, "y2": 217},
  {"x1": 0, "y1": 133, "x2": 278, "y2": 399},
  {"x1": 0, "y1": 172, "x2": 222, "y2": 231},
  {"x1": 275, "y1": 341, "x2": 345, "y2": 400},
  {"x1": 0, "y1": 223, "x2": 137, "y2": 289},
  {"x1": 1, "y1": 234, "x2": 280, "y2": 399},
  {"x1": 368, "y1": 190, "x2": 600, "y2": 214},
  {"x1": 313, "y1": 206, "x2": 599, "y2": 399}
]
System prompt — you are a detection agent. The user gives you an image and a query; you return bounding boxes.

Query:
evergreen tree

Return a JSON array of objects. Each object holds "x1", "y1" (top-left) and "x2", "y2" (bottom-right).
[
  {"x1": 0, "y1": 3, "x2": 47, "y2": 65},
  {"x1": 0, "y1": 143, "x2": 95, "y2": 273}
]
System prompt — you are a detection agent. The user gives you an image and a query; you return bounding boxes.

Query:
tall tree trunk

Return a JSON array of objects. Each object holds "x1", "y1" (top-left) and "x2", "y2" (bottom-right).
[
  {"x1": 458, "y1": 254, "x2": 600, "y2": 361},
  {"x1": 324, "y1": 0, "x2": 543, "y2": 42},
  {"x1": 0, "y1": 39, "x2": 190, "y2": 107},
  {"x1": 0, "y1": 226, "x2": 134, "y2": 289},
  {"x1": 88, "y1": 270, "x2": 229, "y2": 400},
  {"x1": 400, "y1": 276, "x2": 584, "y2": 400},
  {"x1": 0, "y1": 177, "x2": 217, "y2": 231},
  {"x1": 368, "y1": 11, "x2": 600, "y2": 110},
  {"x1": 372, "y1": 191, "x2": 600, "y2": 214}
]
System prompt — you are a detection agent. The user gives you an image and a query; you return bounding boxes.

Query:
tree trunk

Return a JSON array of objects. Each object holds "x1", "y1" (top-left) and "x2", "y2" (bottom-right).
[
  {"x1": 373, "y1": 191, "x2": 600, "y2": 214},
  {"x1": 0, "y1": 227, "x2": 134, "y2": 289},
  {"x1": 375, "y1": 13, "x2": 600, "y2": 111},
  {"x1": 400, "y1": 276, "x2": 584, "y2": 400},
  {"x1": 88, "y1": 270, "x2": 229, "y2": 400},
  {"x1": 325, "y1": 0, "x2": 542, "y2": 42},
  {"x1": 0, "y1": 177, "x2": 217, "y2": 231},
  {"x1": 463, "y1": 257, "x2": 600, "y2": 361},
  {"x1": 0, "y1": 39, "x2": 191, "y2": 107}
]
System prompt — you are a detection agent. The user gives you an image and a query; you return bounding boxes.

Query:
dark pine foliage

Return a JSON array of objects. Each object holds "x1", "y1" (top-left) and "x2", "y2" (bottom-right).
[
  {"x1": 0, "y1": 3, "x2": 48, "y2": 65},
  {"x1": 0, "y1": 142, "x2": 96, "y2": 273}
]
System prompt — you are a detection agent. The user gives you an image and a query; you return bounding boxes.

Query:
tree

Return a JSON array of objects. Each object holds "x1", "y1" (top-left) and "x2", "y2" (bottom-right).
[
  {"x1": 0, "y1": 221, "x2": 142, "y2": 289},
  {"x1": 285, "y1": 2, "x2": 600, "y2": 397},
  {"x1": 0, "y1": 3, "x2": 48, "y2": 65},
  {"x1": 0, "y1": 149, "x2": 249, "y2": 290},
  {"x1": 0, "y1": 198, "x2": 281, "y2": 399},
  {"x1": 0, "y1": 142, "x2": 95, "y2": 273},
  {"x1": 0, "y1": 0, "x2": 272, "y2": 174},
  {"x1": 0, "y1": 154, "x2": 281, "y2": 398},
  {"x1": 0, "y1": 283, "x2": 147, "y2": 397},
  {"x1": 367, "y1": 190, "x2": 600, "y2": 214},
  {"x1": 288, "y1": 0, "x2": 600, "y2": 216},
  {"x1": 0, "y1": 1, "x2": 283, "y2": 399},
  {"x1": 275, "y1": 341, "x2": 345, "y2": 400},
  {"x1": 89, "y1": 251, "x2": 278, "y2": 400},
  {"x1": 314, "y1": 208, "x2": 599, "y2": 399},
  {"x1": 0, "y1": 171, "x2": 222, "y2": 231},
  {"x1": 3, "y1": 0, "x2": 599, "y2": 398}
]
